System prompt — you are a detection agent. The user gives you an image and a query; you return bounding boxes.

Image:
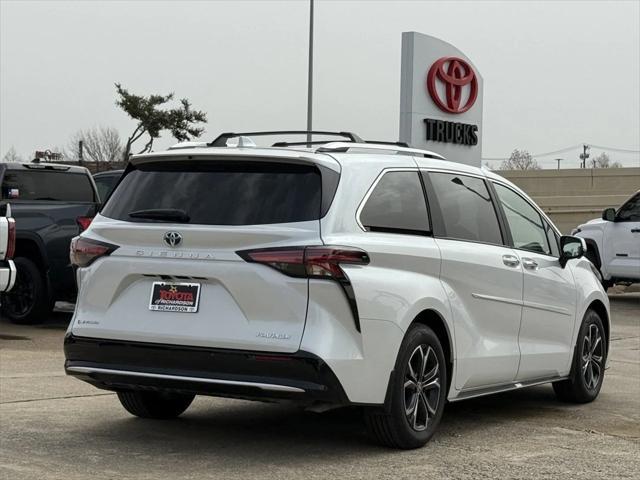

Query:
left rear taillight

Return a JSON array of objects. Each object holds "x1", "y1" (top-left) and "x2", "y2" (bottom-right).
[
  {"x1": 6, "y1": 218, "x2": 16, "y2": 259},
  {"x1": 70, "y1": 236, "x2": 118, "y2": 267}
]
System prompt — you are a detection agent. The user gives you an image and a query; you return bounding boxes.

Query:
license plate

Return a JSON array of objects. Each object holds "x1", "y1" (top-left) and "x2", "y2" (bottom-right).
[{"x1": 149, "y1": 282, "x2": 201, "y2": 313}]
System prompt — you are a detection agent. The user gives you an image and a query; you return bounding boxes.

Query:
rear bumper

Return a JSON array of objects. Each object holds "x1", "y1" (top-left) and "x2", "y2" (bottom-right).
[
  {"x1": 64, "y1": 335, "x2": 349, "y2": 408},
  {"x1": 0, "y1": 259, "x2": 16, "y2": 292}
]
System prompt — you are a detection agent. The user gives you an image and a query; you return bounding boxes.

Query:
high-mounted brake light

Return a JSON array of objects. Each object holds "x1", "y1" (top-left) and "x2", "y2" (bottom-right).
[
  {"x1": 6, "y1": 218, "x2": 16, "y2": 259},
  {"x1": 76, "y1": 216, "x2": 93, "y2": 232},
  {"x1": 238, "y1": 246, "x2": 370, "y2": 332},
  {"x1": 70, "y1": 236, "x2": 118, "y2": 268}
]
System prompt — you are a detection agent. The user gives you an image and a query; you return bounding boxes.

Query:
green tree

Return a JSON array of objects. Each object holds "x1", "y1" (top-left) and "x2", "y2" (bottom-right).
[
  {"x1": 115, "y1": 83, "x2": 207, "y2": 160},
  {"x1": 500, "y1": 149, "x2": 541, "y2": 170}
]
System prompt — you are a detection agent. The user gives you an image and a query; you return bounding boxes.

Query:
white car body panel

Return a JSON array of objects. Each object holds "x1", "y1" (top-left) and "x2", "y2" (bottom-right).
[
  {"x1": 574, "y1": 191, "x2": 640, "y2": 282},
  {"x1": 0, "y1": 214, "x2": 16, "y2": 292},
  {"x1": 67, "y1": 145, "x2": 611, "y2": 406},
  {"x1": 71, "y1": 215, "x2": 321, "y2": 353}
]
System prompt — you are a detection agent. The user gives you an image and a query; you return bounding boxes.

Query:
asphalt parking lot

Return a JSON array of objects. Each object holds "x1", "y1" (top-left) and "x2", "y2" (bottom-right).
[{"x1": 1, "y1": 294, "x2": 638, "y2": 480}]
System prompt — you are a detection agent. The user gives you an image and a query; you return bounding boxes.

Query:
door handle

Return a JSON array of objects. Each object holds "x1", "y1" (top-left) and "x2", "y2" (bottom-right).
[
  {"x1": 631, "y1": 228, "x2": 640, "y2": 233},
  {"x1": 502, "y1": 255, "x2": 520, "y2": 267},
  {"x1": 522, "y1": 258, "x2": 539, "y2": 270}
]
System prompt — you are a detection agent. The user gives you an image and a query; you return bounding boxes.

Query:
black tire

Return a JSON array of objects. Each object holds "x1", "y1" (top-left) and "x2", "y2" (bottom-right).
[
  {"x1": 364, "y1": 324, "x2": 447, "y2": 449},
  {"x1": 553, "y1": 310, "x2": 607, "y2": 403},
  {"x1": 0, "y1": 256, "x2": 51, "y2": 324},
  {"x1": 117, "y1": 391, "x2": 195, "y2": 419}
]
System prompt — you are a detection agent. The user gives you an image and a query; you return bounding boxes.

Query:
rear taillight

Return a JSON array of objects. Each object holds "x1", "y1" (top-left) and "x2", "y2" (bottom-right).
[
  {"x1": 238, "y1": 246, "x2": 370, "y2": 332},
  {"x1": 76, "y1": 216, "x2": 93, "y2": 232},
  {"x1": 70, "y1": 236, "x2": 118, "y2": 267},
  {"x1": 6, "y1": 218, "x2": 16, "y2": 259},
  {"x1": 238, "y1": 246, "x2": 370, "y2": 280}
]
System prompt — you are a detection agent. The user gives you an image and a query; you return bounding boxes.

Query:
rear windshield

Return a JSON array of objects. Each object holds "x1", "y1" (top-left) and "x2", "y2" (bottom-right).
[
  {"x1": 1, "y1": 169, "x2": 96, "y2": 202},
  {"x1": 101, "y1": 161, "x2": 324, "y2": 225}
]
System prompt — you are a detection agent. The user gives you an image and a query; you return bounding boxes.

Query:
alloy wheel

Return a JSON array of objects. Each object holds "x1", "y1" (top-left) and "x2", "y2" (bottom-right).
[
  {"x1": 3, "y1": 268, "x2": 35, "y2": 317},
  {"x1": 403, "y1": 344, "x2": 441, "y2": 432},
  {"x1": 582, "y1": 324, "x2": 603, "y2": 390}
]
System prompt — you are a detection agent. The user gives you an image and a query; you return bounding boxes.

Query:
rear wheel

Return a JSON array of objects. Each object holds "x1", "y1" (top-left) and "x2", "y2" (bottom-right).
[
  {"x1": 553, "y1": 310, "x2": 607, "y2": 403},
  {"x1": 117, "y1": 391, "x2": 195, "y2": 419},
  {"x1": 1, "y1": 256, "x2": 51, "y2": 324},
  {"x1": 364, "y1": 324, "x2": 447, "y2": 449}
]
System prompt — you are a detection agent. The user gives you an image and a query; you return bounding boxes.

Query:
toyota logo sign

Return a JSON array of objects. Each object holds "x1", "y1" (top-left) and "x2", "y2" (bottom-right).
[
  {"x1": 427, "y1": 57, "x2": 478, "y2": 114},
  {"x1": 163, "y1": 231, "x2": 183, "y2": 248}
]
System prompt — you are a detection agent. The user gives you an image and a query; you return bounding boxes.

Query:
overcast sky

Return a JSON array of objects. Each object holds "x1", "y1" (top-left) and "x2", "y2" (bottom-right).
[{"x1": 1, "y1": 0, "x2": 639, "y2": 168}]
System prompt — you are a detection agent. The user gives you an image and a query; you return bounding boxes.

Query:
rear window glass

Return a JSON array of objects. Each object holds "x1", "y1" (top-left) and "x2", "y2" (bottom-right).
[
  {"x1": 101, "y1": 161, "x2": 323, "y2": 225},
  {"x1": 1, "y1": 169, "x2": 95, "y2": 202}
]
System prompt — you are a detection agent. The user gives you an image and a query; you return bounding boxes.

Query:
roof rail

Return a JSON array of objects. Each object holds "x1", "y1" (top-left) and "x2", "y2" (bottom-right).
[
  {"x1": 208, "y1": 130, "x2": 363, "y2": 147},
  {"x1": 315, "y1": 142, "x2": 446, "y2": 160}
]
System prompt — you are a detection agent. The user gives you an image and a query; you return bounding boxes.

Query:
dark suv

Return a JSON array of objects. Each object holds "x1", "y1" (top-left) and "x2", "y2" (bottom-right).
[{"x1": 0, "y1": 162, "x2": 99, "y2": 323}]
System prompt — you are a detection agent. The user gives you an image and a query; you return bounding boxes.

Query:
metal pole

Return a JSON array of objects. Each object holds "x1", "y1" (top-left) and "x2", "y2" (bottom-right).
[
  {"x1": 555, "y1": 158, "x2": 563, "y2": 170},
  {"x1": 306, "y1": 0, "x2": 314, "y2": 145}
]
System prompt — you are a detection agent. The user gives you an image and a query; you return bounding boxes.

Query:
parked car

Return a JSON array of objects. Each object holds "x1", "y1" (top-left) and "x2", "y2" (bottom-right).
[
  {"x1": 0, "y1": 161, "x2": 100, "y2": 323},
  {"x1": 573, "y1": 191, "x2": 640, "y2": 289},
  {"x1": 0, "y1": 204, "x2": 16, "y2": 294},
  {"x1": 93, "y1": 169, "x2": 123, "y2": 203},
  {"x1": 64, "y1": 131, "x2": 610, "y2": 449}
]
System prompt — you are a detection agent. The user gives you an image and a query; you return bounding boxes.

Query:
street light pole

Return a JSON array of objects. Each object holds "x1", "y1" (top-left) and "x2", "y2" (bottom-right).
[
  {"x1": 306, "y1": 0, "x2": 314, "y2": 145},
  {"x1": 555, "y1": 158, "x2": 563, "y2": 170}
]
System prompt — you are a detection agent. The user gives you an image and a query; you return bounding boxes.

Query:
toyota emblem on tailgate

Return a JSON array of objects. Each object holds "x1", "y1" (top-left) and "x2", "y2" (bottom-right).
[{"x1": 163, "y1": 231, "x2": 183, "y2": 248}]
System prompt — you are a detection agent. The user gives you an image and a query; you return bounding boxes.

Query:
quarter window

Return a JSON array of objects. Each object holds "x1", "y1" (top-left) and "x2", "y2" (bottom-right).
[
  {"x1": 493, "y1": 183, "x2": 550, "y2": 255},
  {"x1": 360, "y1": 171, "x2": 429, "y2": 234},
  {"x1": 428, "y1": 172, "x2": 502, "y2": 244}
]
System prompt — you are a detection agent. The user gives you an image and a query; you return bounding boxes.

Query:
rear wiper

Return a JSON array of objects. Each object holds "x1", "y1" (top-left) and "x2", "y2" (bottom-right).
[{"x1": 128, "y1": 208, "x2": 190, "y2": 223}]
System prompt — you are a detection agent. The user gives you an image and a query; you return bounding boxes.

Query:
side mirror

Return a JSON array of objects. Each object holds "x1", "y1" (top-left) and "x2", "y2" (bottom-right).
[
  {"x1": 559, "y1": 235, "x2": 586, "y2": 268},
  {"x1": 602, "y1": 207, "x2": 616, "y2": 222}
]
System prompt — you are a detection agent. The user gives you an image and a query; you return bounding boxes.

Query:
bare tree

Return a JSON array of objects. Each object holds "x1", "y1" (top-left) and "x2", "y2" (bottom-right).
[
  {"x1": 2, "y1": 147, "x2": 23, "y2": 162},
  {"x1": 500, "y1": 149, "x2": 541, "y2": 170},
  {"x1": 65, "y1": 127, "x2": 123, "y2": 163},
  {"x1": 592, "y1": 152, "x2": 622, "y2": 168}
]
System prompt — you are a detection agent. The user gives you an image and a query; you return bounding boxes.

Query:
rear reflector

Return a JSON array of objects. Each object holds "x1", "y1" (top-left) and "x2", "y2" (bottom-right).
[
  {"x1": 70, "y1": 236, "x2": 118, "y2": 268},
  {"x1": 6, "y1": 218, "x2": 16, "y2": 259}
]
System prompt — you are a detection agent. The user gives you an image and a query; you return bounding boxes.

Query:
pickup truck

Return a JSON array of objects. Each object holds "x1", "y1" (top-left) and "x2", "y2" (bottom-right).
[
  {"x1": 0, "y1": 205, "x2": 16, "y2": 294},
  {"x1": 574, "y1": 190, "x2": 640, "y2": 289},
  {"x1": 0, "y1": 161, "x2": 99, "y2": 323}
]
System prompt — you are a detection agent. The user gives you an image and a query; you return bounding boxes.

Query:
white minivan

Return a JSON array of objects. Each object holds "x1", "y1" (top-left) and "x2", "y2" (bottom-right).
[{"x1": 65, "y1": 131, "x2": 610, "y2": 449}]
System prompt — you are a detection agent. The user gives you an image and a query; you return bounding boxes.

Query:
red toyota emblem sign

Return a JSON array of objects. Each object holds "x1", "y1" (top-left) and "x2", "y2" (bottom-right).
[{"x1": 427, "y1": 57, "x2": 478, "y2": 114}]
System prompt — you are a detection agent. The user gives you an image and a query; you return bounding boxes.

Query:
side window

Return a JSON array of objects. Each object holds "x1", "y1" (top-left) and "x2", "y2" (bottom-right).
[
  {"x1": 493, "y1": 183, "x2": 551, "y2": 255},
  {"x1": 360, "y1": 171, "x2": 430, "y2": 234},
  {"x1": 545, "y1": 221, "x2": 560, "y2": 257},
  {"x1": 428, "y1": 172, "x2": 502, "y2": 244},
  {"x1": 616, "y1": 193, "x2": 640, "y2": 222}
]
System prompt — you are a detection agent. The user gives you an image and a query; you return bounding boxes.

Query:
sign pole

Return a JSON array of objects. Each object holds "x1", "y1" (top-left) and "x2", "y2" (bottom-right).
[{"x1": 306, "y1": 0, "x2": 314, "y2": 145}]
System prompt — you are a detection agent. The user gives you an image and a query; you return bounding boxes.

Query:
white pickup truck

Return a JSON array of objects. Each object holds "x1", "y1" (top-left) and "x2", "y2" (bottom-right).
[
  {"x1": 573, "y1": 190, "x2": 640, "y2": 289},
  {"x1": 0, "y1": 204, "x2": 16, "y2": 293}
]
